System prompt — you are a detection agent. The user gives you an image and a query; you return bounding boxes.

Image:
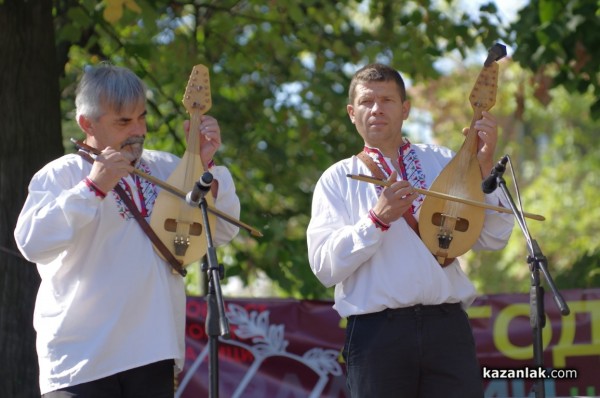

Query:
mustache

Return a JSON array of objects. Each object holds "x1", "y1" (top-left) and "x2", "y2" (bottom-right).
[{"x1": 120, "y1": 136, "x2": 145, "y2": 148}]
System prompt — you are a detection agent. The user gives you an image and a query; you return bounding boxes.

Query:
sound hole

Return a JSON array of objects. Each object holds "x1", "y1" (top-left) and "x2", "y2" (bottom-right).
[
  {"x1": 431, "y1": 213, "x2": 469, "y2": 232},
  {"x1": 164, "y1": 219, "x2": 203, "y2": 236}
]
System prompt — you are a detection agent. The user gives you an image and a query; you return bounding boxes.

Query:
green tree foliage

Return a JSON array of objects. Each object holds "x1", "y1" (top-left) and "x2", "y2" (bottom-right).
[
  {"x1": 52, "y1": 0, "x2": 505, "y2": 298},
  {"x1": 494, "y1": 83, "x2": 600, "y2": 291},
  {"x1": 508, "y1": 0, "x2": 600, "y2": 118},
  {"x1": 21, "y1": 0, "x2": 600, "y2": 299}
]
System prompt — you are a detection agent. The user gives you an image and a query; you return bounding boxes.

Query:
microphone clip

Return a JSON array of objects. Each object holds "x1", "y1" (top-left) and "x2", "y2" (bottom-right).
[
  {"x1": 185, "y1": 171, "x2": 214, "y2": 206},
  {"x1": 481, "y1": 155, "x2": 508, "y2": 194}
]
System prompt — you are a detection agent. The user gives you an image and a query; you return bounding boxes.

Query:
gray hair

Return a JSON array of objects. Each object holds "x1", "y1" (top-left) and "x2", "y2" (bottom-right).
[
  {"x1": 348, "y1": 63, "x2": 407, "y2": 104},
  {"x1": 75, "y1": 62, "x2": 147, "y2": 124}
]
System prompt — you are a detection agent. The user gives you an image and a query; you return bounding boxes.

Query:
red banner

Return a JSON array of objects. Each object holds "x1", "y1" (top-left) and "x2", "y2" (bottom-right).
[{"x1": 177, "y1": 289, "x2": 600, "y2": 397}]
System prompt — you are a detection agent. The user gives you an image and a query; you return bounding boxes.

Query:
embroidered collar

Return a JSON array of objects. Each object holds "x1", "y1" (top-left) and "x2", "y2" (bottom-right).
[
  {"x1": 363, "y1": 139, "x2": 427, "y2": 213},
  {"x1": 112, "y1": 158, "x2": 159, "y2": 220}
]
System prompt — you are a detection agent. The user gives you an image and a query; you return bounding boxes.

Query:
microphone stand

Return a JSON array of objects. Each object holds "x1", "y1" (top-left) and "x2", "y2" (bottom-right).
[
  {"x1": 72, "y1": 137, "x2": 263, "y2": 397},
  {"x1": 188, "y1": 174, "x2": 230, "y2": 398},
  {"x1": 493, "y1": 159, "x2": 570, "y2": 398}
]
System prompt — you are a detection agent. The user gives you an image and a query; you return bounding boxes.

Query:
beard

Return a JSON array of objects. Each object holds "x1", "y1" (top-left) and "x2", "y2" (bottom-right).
[{"x1": 120, "y1": 136, "x2": 145, "y2": 163}]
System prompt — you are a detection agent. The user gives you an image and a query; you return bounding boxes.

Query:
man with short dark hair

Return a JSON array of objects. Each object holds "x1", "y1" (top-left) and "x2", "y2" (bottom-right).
[{"x1": 307, "y1": 63, "x2": 514, "y2": 398}]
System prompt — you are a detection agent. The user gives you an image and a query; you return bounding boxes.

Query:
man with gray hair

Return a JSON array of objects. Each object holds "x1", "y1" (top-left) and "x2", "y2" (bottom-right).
[{"x1": 14, "y1": 63, "x2": 240, "y2": 397}]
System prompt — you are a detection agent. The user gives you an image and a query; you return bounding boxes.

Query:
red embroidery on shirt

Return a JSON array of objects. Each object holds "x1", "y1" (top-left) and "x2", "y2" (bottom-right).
[{"x1": 363, "y1": 140, "x2": 427, "y2": 213}]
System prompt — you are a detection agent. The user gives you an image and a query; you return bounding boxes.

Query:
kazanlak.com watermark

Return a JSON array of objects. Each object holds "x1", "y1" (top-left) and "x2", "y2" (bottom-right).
[{"x1": 482, "y1": 366, "x2": 578, "y2": 380}]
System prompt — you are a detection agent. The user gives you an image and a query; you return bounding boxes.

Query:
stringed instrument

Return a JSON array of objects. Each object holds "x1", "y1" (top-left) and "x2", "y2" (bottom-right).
[
  {"x1": 418, "y1": 43, "x2": 507, "y2": 265},
  {"x1": 149, "y1": 64, "x2": 216, "y2": 267},
  {"x1": 346, "y1": 174, "x2": 544, "y2": 221}
]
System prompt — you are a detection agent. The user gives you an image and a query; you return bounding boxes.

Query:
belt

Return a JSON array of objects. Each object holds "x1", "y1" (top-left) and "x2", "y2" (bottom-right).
[{"x1": 350, "y1": 303, "x2": 462, "y2": 319}]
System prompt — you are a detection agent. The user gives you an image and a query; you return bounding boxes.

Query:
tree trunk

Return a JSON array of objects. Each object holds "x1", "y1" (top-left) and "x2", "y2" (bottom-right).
[{"x1": 0, "y1": 0, "x2": 63, "y2": 396}]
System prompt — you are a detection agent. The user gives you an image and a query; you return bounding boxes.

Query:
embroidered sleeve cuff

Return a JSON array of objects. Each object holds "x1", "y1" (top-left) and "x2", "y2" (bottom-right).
[
  {"x1": 206, "y1": 159, "x2": 215, "y2": 170},
  {"x1": 368, "y1": 209, "x2": 390, "y2": 231},
  {"x1": 84, "y1": 177, "x2": 106, "y2": 199}
]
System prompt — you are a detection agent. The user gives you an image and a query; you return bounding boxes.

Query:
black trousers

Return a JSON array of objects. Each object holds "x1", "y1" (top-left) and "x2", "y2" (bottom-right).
[
  {"x1": 342, "y1": 303, "x2": 484, "y2": 398},
  {"x1": 42, "y1": 359, "x2": 175, "y2": 398}
]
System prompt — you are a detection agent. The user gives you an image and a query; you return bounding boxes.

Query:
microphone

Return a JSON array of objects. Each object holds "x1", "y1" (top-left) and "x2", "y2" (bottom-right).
[
  {"x1": 481, "y1": 155, "x2": 508, "y2": 194},
  {"x1": 186, "y1": 171, "x2": 213, "y2": 206}
]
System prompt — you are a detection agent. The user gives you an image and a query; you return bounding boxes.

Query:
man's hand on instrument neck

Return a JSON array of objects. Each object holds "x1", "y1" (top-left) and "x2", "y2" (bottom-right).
[
  {"x1": 463, "y1": 111, "x2": 498, "y2": 178},
  {"x1": 184, "y1": 115, "x2": 222, "y2": 169}
]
